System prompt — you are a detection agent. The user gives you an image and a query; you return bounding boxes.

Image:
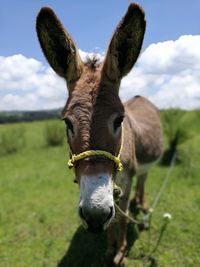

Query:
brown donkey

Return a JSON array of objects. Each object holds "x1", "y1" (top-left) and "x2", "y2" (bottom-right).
[{"x1": 36, "y1": 3, "x2": 163, "y2": 265}]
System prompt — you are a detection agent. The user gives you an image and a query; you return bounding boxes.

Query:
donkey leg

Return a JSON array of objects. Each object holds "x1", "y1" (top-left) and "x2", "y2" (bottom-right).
[
  {"x1": 133, "y1": 172, "x2": 148, "y2": 213},
  {"x1": 113, "y1": 175, "x2": 132, "y2": 266}
]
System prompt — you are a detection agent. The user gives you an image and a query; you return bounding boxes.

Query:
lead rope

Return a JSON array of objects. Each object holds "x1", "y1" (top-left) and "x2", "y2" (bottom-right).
[
  {"x1": 114, "y1": 152, "x2": 177, "y2": 226},
  {"x1": 114, "y1": 200, "x2": 141, "y2": 224},
  {"x1": 142, "y1": 152, "x2": 177, "y2": 226},
  {"x1": 113, "y1": 125, "x2": 141, "y2": 224},
  {"x1": 113, "y1": 183, "x2": 141, "y2": 224}
]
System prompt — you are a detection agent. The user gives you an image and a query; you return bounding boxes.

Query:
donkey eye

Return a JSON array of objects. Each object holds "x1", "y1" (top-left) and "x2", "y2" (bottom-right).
[
  {"x1": 65, "y1": 119, "x2": 74, "y2": 135},
  {"x1": 113, "y1": 116, "x2": 124, "y2": 132}
]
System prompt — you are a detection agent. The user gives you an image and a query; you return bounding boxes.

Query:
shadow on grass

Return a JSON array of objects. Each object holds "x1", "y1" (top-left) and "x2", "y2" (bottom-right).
[
  {"x1": 57, "y1": 226, "x2": 107, "y2": 267},
  {"x1": 57, "y1": 221, "x2": 141, "y2": 267}
]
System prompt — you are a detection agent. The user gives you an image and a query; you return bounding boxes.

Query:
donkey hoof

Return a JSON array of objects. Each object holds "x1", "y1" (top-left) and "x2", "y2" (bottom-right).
[
  {"x1": 113, "y1": 252, "x2": 126, "y2": 267},
  {"x1": 113, "y1": 245, "x2": 127, "y2": 267},
  {"x1": 142, "y1": 202, "x2": 149, "y2": 214},
  {"x1": 139, "y1": 220, "x2": 149, "y2": 231}
]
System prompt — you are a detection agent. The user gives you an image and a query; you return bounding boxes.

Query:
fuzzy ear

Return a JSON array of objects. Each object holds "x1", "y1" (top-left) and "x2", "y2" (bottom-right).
[
  {"x1": 103, "y1": 4, "x2": 146, "y2": 81},
  {"x1": 36, "y1": 7, "x2": 83, "y2": 82}
]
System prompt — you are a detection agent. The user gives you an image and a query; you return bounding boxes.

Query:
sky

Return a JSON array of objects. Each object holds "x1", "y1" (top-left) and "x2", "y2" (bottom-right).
[{"x1": 0, "y1": 0, "x2": 200, "y2": 110}]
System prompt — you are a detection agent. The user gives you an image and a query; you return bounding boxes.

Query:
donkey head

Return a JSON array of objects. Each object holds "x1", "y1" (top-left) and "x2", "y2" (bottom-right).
[{"x1": 36, "y1": 3, "x2": 145, "y2": 233}]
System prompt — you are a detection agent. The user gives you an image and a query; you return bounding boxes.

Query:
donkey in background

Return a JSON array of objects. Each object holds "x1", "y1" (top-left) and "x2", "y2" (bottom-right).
[{"x1": 36, "y1": 3, "x2": 163, "y2": 266}]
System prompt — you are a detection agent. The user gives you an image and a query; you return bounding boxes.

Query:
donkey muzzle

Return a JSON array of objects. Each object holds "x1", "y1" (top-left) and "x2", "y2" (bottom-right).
[
  {"x1": 79, "y1": 173, "x2": 115, "y2": 232},
  {"x1": 79, "y1": 205, "x2": 114, "y2": 233}
]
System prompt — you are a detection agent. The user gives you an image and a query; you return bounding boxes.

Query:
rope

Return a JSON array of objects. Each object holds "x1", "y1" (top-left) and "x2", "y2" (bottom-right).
[
  {"x1": 113, "y1": 183, "x2": 141, "y2": 224},
  {"x1": 114, "y1": 202, "x2": 141, "y2": 224},
  {"x1": 114, "y1": 152, "x2": 177, "y2": 226},
  {"x1": 150, "y1": 152, "x2": 176, "y2": 211},
  {"x1": 118, "y1": 122, "x2": 124, "y2": 158},
  {"x1": 141, "y1": 152, "x2": 176, "y2": 226},
  {"x1": 67, "y1": 123, "x2": 124, "y2": 172}
]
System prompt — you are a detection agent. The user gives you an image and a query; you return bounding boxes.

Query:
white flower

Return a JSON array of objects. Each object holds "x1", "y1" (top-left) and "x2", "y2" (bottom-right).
[
  {"x1": 149, "y1": 208, "x2": 154, "y2": 213},
  {"x1": 163, "y1": 213, "x2": 172, "y2": 220}
]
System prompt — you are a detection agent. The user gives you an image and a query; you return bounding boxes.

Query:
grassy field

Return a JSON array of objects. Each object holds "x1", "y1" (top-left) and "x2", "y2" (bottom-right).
[{"x1": 0, "y1": 111, "x2": 200, "y2": 267}]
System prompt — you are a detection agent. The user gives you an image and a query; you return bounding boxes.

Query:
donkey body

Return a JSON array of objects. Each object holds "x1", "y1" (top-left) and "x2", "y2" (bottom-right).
[{"x1": 36, "y1": 3, "x2": 163, "y2": 265}]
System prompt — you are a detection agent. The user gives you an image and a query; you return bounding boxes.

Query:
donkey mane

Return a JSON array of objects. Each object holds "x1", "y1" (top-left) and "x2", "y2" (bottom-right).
[{"x1": 84, "y1": 56, "x2": 101, "y2": 71}]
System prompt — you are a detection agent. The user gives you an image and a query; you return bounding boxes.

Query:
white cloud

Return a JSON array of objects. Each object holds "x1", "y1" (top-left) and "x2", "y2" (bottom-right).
[
  {"x1": 0, "y1": 35, "x2": 200, "y2": 110},
  {"x1": 1, "y1": 94, "x2": 38, "y2": 110},
  {"x1": 120, "y1": 35, "x2": 200, "y2": 109},
  {"x1": 0, "y1": 54, "x2": 67, "y2": 110}
]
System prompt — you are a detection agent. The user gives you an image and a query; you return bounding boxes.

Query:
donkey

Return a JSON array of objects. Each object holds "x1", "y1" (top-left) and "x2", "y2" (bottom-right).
[{"x1": 36, "y1": 3, "x2": 163, "y2": 265}]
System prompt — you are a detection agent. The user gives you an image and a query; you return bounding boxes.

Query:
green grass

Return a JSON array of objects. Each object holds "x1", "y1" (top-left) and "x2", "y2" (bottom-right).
[
  {"x1": 0, "y1": 125, "x2": 25, "y2": 156},
  {"x1": 0, "y1": 111, "x2": 200, "y2": 267},
  {"x1": 44, "y1": 121, "x2": 65, "y2": 147}
]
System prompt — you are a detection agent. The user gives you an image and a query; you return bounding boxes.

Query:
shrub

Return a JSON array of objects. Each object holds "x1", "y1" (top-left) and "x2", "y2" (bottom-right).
[
  {"x1": 161, "y1": 109, "x2": 190, "y2": 165},
  {"x1": 0, "y1": 126, "x2": 25, "y2": 155},
  {"x1": 44, "y1": 121, "x2": 65, "y2": 147}
]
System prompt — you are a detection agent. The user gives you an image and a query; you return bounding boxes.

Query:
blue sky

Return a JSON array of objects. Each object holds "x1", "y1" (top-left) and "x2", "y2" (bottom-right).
[
  {"x1": 0, "y1": 0, "x2": 200, "y2": 110},
  {"x1": 1, "y1": 0, "x2": 200, "y2": 63}
]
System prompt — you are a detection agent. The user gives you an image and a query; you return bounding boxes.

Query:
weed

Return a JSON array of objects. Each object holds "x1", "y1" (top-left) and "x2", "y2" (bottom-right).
[
  {"x1": 44, "y1": 120, "x2": 65, "y2": 147},
  {"x1": 0, "y1": 125, "x2": 25, "y2": 155},
  {"x1": 161, "y1": 109, "x2": 190, "y2": 164}
]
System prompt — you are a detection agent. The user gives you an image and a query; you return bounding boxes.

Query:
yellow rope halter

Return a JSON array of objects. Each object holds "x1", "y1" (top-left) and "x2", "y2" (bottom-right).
[{"x1": 68, "y1": 124, "x2": 124, "y2": 172}]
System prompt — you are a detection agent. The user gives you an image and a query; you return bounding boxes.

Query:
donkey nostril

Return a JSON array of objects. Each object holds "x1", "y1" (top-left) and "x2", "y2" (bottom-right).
[{"x1": 79, "y1": 206, "x2": 114, "y2": 226}]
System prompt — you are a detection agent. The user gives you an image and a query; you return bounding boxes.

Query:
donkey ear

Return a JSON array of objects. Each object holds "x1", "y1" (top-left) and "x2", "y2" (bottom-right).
[
  {"x1": 103, "y1": 4, "x2": 146, "y2": 81},
  {"x1": 36, "y1": 7, "x2": 83, "y2": 82}
]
